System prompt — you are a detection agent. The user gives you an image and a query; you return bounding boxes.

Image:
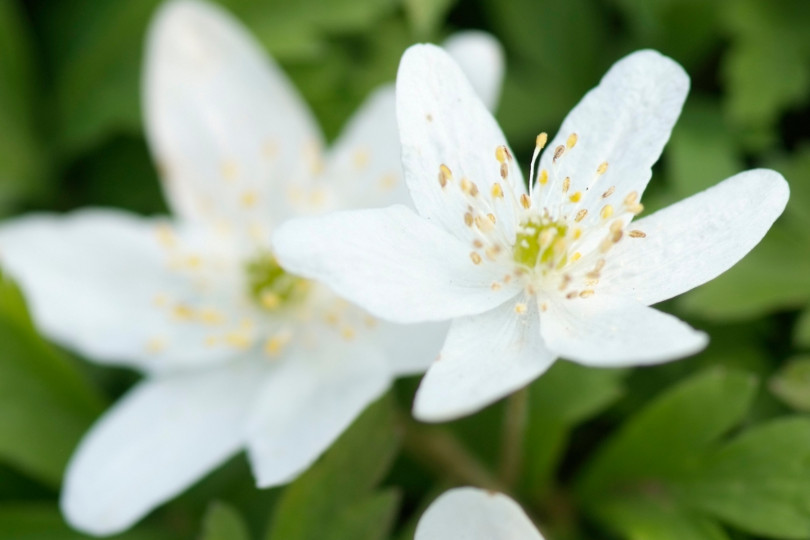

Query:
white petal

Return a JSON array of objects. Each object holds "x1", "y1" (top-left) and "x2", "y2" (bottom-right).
[
  {"x1": 61, "y1": 361, "x2": 265, "y2": 536},
  {"x1": 397, "y1": 44, "x2": 524, "y2": 242},
  {"x1": 144, "y1": 0, "x2": 323, "y2": 235},
  {"x1": 272, "y1": 205, "x2": 520, "y2": 323},
  {"x1": 374, "y1": 319, "x2": 449, "y2": 376},
  {"x1": 322, "y1": 86, "x2": 412, "y2": 211},
  {"x1": 416, "y1": 487, "x2": 544, "y2": 540},
  {"x1": 540, "y1": 294, "x2": 707, "y2": 367},
  {"x1": 246, "y1": 340, "x2": 390, "y2": 487},
  {"x1": 414, "y1": 296, "x2": 555, "y2": 422},
  {"x1": 442, "y1": 31, "x2": 505, "y2": 112},
  {"x1": 535, "y1": 50, "x2": 688, "y2": 219},
  {"x1": 599, "y1": 169, "x2": 789, "y2": 305},
  {"x1": 0, "y1": 210, "x2": 243, "y2": 372}
]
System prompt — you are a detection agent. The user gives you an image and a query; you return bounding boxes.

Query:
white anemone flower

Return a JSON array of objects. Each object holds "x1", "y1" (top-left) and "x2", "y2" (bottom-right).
[
  {"x1": 0, "y1": 1, "x2": 504, "y2": 535},
  {"x1": 415, "y1": 487, "x2": 545, "y2": 540},
  {"x1": 273, "y1": 46, "x2": 789, "y2": 423}
]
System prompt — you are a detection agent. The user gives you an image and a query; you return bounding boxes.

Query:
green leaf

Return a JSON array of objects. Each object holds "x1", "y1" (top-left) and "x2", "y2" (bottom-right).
[
  {"x1": 594, "y1": 497, "x2": 730, "y2": 540},
  {"x1": 578, "y1": 368, "x2": 757, "y2": 500},
  {"x1": 266, "y1": 395, "x2": 400, "y2": 540},
  {"x1": 796, "y1": 308, "x2": 810, "y2": 348},
  {"x1": 769, "y1": 356, "x2": 810, "y2": 412},
  {"x1": 200, "y1": 501, "x2": 250, "y2": 540},
  {"x1": 403, "y1": 0, "x2": 456, "y2": 38},
  {"x1": 0, "y1": 271, "x2": 104, "y2": 485},
  {"x1": 326, "y1": 490, "x2": 400, "y2": 540},
  {"x1": 523, "y1": 362, "x2": 626, "y2": 498},
  {"x1": 681, "y1": 418, "x2": 810, "y2": 538},
  {"x1": 0, "y1": 504, "x2": 172, "y2": 540},
  {"x1": 0, "y1": 0, "x2": 48, "y2": 214}
]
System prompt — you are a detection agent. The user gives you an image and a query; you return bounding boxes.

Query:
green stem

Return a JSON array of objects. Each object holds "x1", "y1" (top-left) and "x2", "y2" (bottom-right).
[
  {"x1": 400, "y1": 414, "x2": 506, "y2": 493},
  {"x1": 499, "y1": 386, "x2": 530, "y2": 488}
]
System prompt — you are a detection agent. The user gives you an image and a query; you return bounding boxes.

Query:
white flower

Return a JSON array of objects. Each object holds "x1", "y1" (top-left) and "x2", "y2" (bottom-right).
[
  {"x1": 0, "y1": 2, "x2": 504, "y2": 535},
  {"x1": 415, "y1": 487, "x2": 545, "y2": 540},
  {"x1": 272, "y1": 46, "x2": 790, "y2": 423}
]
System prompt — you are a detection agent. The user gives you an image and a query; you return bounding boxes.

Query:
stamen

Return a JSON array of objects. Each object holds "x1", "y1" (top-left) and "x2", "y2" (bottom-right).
[
  {"x1": 439, "y1": 164, "x2": 453, "y2": 187},
  {"x1": 575, "y1": 209, "x2": 588, "y2": 222},
  {"x1": 569, "y1": 191, "x2": 582, "y2": 203},
  {"x1": 562, "y1": 177, "x2": 571, "y2": 194},
  {"x1": 553, "y1": 145, "x2": 565, "y2": 162},
  {"x1": 629, "y1": 230, "x2": 647, "y2": 238},
  {"x1": 520, "y1": 193, "x2": 531, "y2": 209},
  {"x1": 579, "y1": 289, "x2": 595, "y2": 298},
  {"x1": 470, "y1": 252, "x2": 483, "y2": 265},
  {"x1": 602, "y1": 186, "x2": 615, "y2": 198},
  {"x1": 491, "y1": 183, "x2": 504, "y2": 199},
  {"x1": 597, "y1": 161, "x2": 609, "y2": 175},
  {"x1": 600, "y1": 205, "x2": 614, "y2": 219},
  {"x1": 515, "y1": 303, "x2": 528, "y2": 314},
  {"x1": 464, "y1": 212, "x2": 474, "y2": 227},
  {"x1": 566, "y1": 133, "x2": 578, "y2": 149}
]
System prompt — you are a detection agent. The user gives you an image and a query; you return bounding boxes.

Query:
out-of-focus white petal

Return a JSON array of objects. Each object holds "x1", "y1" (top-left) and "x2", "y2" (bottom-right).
[
  {"x1": 272, "y1": 205, "x2": 520, "y2": 323},
  {"x1": 61, "y1": 361, "x2": 265, "y2": 536},
  {"x1": 246, "y1": 340, "x2": 389, "y2": 487},
  {"x1": 373, "y1": 319, "x2": 449, "y2": 376},
  {"x1": 599, "y1": 169, "x2": 789, "y2": 305},
  {"x1": 144, "y1": 0, "x2": 323, "y2": 238},
  {"x1": 0, "y1": 209, "x2": 244, "y2": 372},
  {"x1": 442, "y1": 31, "x2": 505, "y2": 111},
  {"x1": 397, "y1": 44, "x2": 523, "y2": 242},
  {"x1": 322, "y1": 86, "x2": 410, "y2": 210},
  {"x1": 414, "y1": 296, "x2": 554, "y2": 422},
  {"x1": 535, "y1": 50, "x2": 688, "y2": 221},
  {"x1": 416, "y1": 487, "x2": 544, "y2": 540},
  {"x1": 540, "y1": 294, "x2": 707, "y2": 367}
]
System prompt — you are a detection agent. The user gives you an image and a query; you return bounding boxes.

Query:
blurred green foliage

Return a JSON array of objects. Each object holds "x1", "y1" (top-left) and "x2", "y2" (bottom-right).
[{"x1": 1, "y1": 0, "x2": 810, "y2": 538}]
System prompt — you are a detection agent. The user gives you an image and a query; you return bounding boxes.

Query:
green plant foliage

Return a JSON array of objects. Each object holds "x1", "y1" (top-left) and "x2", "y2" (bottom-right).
[
  {"x1": 580, "y1": 369, "x2": 810, "y2": 539},
  {"x1": 265, "y1": 395, "x2": 400, "y2": 540},
  {"x1": 0, "y1": 271, "x2": 104, "y2": 486},
  {"x1": 769, "y1": 356, "x2": 810, "y2": 412},
  {"x1": 200, "y1": 501, "x2": 251, "y2": 540}
]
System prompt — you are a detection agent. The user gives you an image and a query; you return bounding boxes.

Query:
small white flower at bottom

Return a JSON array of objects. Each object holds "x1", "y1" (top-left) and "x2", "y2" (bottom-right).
[{"x1": 415, "y1": 487, "x2": 545, "y2": 540}]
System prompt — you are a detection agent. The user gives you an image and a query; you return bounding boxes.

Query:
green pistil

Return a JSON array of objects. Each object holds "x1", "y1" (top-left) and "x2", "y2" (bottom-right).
[
  {"x1": 245, "y1": 253, "x2": 309, "y2": 311},
  {"x1": 513, "y1": 218, "x2": 568, "y2": 269}
]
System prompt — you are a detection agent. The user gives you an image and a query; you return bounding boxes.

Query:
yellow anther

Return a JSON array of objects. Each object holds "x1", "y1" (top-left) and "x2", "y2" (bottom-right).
[
  {"x1": 241, "y1": 191, "x2": 259, "y2": 208},
  {"x1": 573, "y1": 228, "x2": 583, "y2": 240},
  {"x1": 538, "y1": 169, "x2": 549, "y2": 185},
  {"x1": 340, "y1": 326, "x2": 356, "y2": 340},
  {"x1": 487, "y1": 213, "x2": 497, "y2": 224},
  {"x1": 553, "y1": 145, "x2": 565, "y2": 162},
  {"x1": 566, "y1": 133, "x2": 578, "y2": 149},
  {"x1": 597, "y1": 161, "x2": 609, "y2": 175},
  {"x1": 221, "y1": 160, "x2": 238, "y2": 181},
  {"x1": 491, "y1": 282, "x2": 502, "y2": 291},
  {"x1": 558, "y1": 274, "x2": 572, "y2": 291},
  {"x1": 470, "y1": 252, "x2": 483, "y2": 265},
  {"x1": 495, "y1": 145, "x2": 509, "y2": 163},
  {"x1": 520, "y1": 193, "x2": 531, "y2": 209},
  {"x1": 485, "y1": 245, "x2": 501, "y2": 261},
  {"x1": 475, "y1": 215, "x2": 495, "y2": 232},
  {"x1": 173, "y1": 304, "x2": 194, "y2": 321},
  {"x1": 610, "y1": 219, "x2": 624, "y2": 233},
  {"x1": 500, "y1": 162, "x2": 509, "y2": 179},
  {"x1": 464, "y1": 212, "x2": 474, "y2": 227},
  {"x1": 473, "y1": 239, "x2": 484, "y2": 249},
  {"x1": 629, "y1": 230, "x2": 647, "y2": 238},
  {"x1": 579, "y1": 289, "x2": 595, "y2": 298},
  {"x1": 352, "y1": 148, "x2": 370, "y2": 170},
  {"x1": 562, "y1": 177, "x2": 571, "y2": 193},
  {"x1": 260, "y1": 290, "x2": 281, "y2": 310},
  {"x1": 600, "y1": 205, "x2": 614, "y2": 220},
  {"x1": 602, "y1": 186, "x2": 615, "y2": 198},
  {"x1": 469, "y1": 182, "x2": 480, "y2": 197},
  {"x1": 439, "y1": 164, "x2": 453, "y2": 187},
  {"x1": 536, "y1": 132, "x2": 548, "y2": 149},
  {"x1": 491, "y1": 183, "x2": 504, "y2": 199},
  {"x1": 624, "y1": 191, "x2": 638, "y2": 205},
  {"x1": 611, "y1": 230, "x2": 623, "y2": 243},
  {"x1": 200, "y1": 308, "x2": 224, "y2": 325},
  {"x1": 145, "y1": 338, "x2": 166, "y2": 353},
  {"x1": 570, "y1": 252, "x2": 582, "y2": 262},
  {"x1": 627, "y1": 203, "x2": 645, "y2": 215},
  {"x1": 515, "y1": 303, "x2": 528, "y2": 314},
  {"x1": 569, "y1": 191, "x2": 582, "y2": 203},
  {"x1": 575, "y1": 209, "x2": 588, "y2": 222}
]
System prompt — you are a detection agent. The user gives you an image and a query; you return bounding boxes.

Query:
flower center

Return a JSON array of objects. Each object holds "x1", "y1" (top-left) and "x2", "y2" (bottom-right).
[
  {"x1": 245, "y1": 252, "x2": 310, "y2": 311},
  {"x1": 513, "y1": 216, "x2": 570, "y2": 271}
]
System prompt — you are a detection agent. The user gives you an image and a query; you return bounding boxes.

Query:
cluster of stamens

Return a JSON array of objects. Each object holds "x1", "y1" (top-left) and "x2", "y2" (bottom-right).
[{"x1": 437, "y1": 131, "x2": 649, "y2": 305}]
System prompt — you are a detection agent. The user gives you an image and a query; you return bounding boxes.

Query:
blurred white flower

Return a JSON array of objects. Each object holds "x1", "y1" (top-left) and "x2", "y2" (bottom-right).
[
  {"x1": 415, "y1": 487, "x2": 545, "y2": 540},
  {"x1": 273, "y1": 46, "x2": 789, "y2": 422},
  {"x1": 0, "y1": 1, "x2": 504, "y2": 535}
]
